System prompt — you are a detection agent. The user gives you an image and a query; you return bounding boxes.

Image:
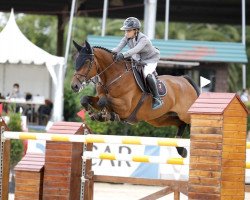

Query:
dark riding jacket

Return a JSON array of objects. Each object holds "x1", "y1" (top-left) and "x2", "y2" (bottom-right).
[{"x1": 112, "y1": 32, "x2": 160, "y2": 64}]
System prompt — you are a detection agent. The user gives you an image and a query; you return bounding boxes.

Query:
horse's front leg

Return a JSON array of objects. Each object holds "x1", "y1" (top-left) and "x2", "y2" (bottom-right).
[
  {"x1": 80, "y1": 95, "x2": 107, "y2": 111},
  {"x1": 81, "y1": 95, "x2": 115, "y2": 121},
  {"x1": 81, "y1": 84, "x2": 109, "y2": 111}
]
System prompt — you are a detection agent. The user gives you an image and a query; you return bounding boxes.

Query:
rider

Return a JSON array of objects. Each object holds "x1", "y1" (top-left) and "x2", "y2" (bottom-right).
[{"x1": 112, "y1": 17, "x2": 163, "y2": 110}]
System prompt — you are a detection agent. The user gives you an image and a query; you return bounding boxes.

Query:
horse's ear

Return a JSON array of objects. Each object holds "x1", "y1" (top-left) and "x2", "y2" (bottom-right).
[
  {"x1": 85, "y1": 40, "x2": 93, "y2": 54},
  {"x1": 73, "y1": 40, "x2": 82, "y2": 52}
]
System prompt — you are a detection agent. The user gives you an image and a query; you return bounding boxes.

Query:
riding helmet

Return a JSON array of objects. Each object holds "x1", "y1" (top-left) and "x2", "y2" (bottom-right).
[{"x1": 120, "y1": 17, "x2": 141, "y2": 30}]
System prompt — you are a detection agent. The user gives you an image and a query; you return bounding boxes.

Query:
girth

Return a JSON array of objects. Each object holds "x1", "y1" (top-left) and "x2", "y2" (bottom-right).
[{"x1": 124, "y1": 92, "x2": 148, "y2": 124}]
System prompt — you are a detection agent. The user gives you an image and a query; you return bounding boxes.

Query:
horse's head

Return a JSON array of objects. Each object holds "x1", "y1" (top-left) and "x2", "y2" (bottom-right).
[{"x1": 71, "y1": 40, "x2": 96, "y2": 93}]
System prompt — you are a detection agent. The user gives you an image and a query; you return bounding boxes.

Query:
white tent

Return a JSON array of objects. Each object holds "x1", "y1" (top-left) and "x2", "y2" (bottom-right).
[{"x1": 0, "y1": 10, "x2": 64, "y2": 121}]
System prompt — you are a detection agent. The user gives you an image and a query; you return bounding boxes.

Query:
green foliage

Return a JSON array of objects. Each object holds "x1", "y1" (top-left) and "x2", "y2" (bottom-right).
[
  {"x1": 63, "y1": 83, "x2": 97, "y2": 121},
  {"x1": 129, "y1": 121, "x2": 178, "y2": 138},
  {"x1": 63, "y1": 86, "x2": 81, "y2": 121},
  {"x1": 245, "y1": 26, "x2": 250, "y2": 89},
  {"x1": 241, "y1": 102, "x2": 250, "y2": 131},
  {"x1": 248, "y1": 116, "x2": 250, "y2": 132},
  {"x1": 10, "y1": 139, "x2": 23, "y2": 167},
  {"x1": 228, "y1": 64, "x2": 242, "y2": 92},
  {"x1": 85, "y1": 116, "x2": 190, "y2": 139},
  {"x1": 245, "y1": 102, "x2": 250, "y2": 110},
  {"x1": 7, "y1": 112, "x2": 23, "y2": 167},
  {"x1": 16, "y1": 14, "x2": 57, "y2": 54},
  {"x1": 85, "y1": 114, "x2": 109, "y2": 134},
  {"x1": 63, "y1": 66, "x2": 96, "y2": 121},
  {"x1": 7, "y1": 112, "x2": 22, "y2": 132}
]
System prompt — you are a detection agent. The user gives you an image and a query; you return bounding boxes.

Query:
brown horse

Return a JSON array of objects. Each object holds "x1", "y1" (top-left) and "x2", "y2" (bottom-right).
[{"x1": 71, "y1": 41, "x2": 200, "y2": 157}]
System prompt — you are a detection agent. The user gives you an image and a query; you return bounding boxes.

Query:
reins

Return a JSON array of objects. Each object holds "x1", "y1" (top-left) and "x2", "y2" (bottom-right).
[{"x1": 98, "y1": 61, "x2": 132, "y2": 93}]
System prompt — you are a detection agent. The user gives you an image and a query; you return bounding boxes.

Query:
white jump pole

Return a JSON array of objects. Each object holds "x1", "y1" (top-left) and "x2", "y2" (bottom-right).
[
  {"x1": 83, "y1": 151, "x2": 189, "y2": 165},
  {"x1": 2, "y1": 131, "x2": 190, "y2": 147}
]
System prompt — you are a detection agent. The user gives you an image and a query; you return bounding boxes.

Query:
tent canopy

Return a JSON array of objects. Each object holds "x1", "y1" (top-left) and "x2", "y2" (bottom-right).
[{"x1": 0, "y1": 10, "x2": 64, "y2": 83}]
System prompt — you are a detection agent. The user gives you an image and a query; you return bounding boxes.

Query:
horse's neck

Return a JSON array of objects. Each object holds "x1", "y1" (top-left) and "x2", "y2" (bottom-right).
[{"x1": 95, "y1": 50, "x2": 125, "y2": 84}]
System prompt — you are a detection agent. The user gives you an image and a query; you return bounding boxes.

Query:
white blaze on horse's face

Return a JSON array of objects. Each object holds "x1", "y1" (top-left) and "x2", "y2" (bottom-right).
[{"x1": 71, "y1": 40, "x2": 94, "y2": 93}]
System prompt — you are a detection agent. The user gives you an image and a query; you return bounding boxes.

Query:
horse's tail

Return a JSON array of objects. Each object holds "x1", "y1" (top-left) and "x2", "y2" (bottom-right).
[{"x1": 183, "y1": 75, "x2": 200, "y2": 96}]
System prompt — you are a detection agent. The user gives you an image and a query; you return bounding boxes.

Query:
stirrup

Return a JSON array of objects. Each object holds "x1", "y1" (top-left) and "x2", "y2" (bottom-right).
[{"x1": 152, "y1": 97, "x2": 163, "y2": 110}]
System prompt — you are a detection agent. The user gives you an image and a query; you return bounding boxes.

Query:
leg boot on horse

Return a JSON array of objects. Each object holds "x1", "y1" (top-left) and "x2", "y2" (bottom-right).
[{"x1": 146, "y1": 74, "x2": 163, "y2": 110}]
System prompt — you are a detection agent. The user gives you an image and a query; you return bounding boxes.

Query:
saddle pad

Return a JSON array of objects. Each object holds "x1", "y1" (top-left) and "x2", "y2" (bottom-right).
[
  {"x1": 157, "y1": 80, "x2": 167, "y2": 97},
  {"x1": 132, "y1": 66, "x2": 167, "y2": 97}
]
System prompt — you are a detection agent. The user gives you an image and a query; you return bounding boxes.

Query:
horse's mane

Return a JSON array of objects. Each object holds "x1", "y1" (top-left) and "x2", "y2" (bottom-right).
[{"x1": 93, "y1": 46, "x2": 113, "y2": 54}]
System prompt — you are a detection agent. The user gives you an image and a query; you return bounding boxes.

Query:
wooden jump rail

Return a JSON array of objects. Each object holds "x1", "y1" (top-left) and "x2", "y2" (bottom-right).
[
  {"x1": 0, "y1": 92, "x2": 248, "y2": 200},
  {"x1": 1, "y1": 131, "x2": 190, "y2": 147},
  {"x1": 4, "y1": 131, "x2": 250, "y2": 148},
  {"x1": 83, "y1": 151, "x2": 189, "y2": 165}
]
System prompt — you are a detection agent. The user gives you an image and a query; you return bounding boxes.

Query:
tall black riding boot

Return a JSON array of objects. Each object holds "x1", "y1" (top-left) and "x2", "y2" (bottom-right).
[{"x1": 146, "y1": 74, "x2": 163, "y2": 109}]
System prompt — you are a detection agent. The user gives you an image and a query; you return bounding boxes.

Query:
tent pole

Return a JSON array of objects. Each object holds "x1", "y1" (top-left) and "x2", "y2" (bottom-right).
[
  {"x1": 54, "y1": 0, "x2": 77, "y2": 121},
  {"x1": 64, "y1": 0, "x2": 77, "y2": 70}
]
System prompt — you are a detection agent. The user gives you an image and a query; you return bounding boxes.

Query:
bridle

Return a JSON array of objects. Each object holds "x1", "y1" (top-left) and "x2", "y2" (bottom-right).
[
  {"x1": 73, "y1": 49, "x2": 132, "y2": 93},
  {"x1": 74, "y1": 53, "x2": 94, "y2": 86}
]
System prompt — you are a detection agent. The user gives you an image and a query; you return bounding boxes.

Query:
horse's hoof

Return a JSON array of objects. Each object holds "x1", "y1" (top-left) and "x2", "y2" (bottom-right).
[
  {"x1": 97, "y1": 97, "x2": 108, "y2": 109},
  {"x1": 110, "y1": 112, "x2": 120, "y2": 121},
  {"x1": 176, "y1": 147, "x2": 187, "y2": 158},
  {"x1": 89, "y1": 115, "x2": 96, "y2": 120},
  {"x1": 80, "y1": 96, "x2": 90, "y2": 108}
]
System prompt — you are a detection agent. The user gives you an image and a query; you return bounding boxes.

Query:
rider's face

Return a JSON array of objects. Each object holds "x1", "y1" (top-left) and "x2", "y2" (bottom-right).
[{"x1": 125, "y1": 29, "x2": 136, "y2": 38}]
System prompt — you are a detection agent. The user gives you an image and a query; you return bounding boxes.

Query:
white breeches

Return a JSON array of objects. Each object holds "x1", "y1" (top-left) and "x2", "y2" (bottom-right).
[{"x1": 143, "y1": 63, "x2": 157, "y2": 78}]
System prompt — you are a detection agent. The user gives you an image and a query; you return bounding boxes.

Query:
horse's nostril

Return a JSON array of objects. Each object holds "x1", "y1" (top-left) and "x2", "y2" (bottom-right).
[{"x1": 71, "y1": 83, "x2": 79, "y2": 92}]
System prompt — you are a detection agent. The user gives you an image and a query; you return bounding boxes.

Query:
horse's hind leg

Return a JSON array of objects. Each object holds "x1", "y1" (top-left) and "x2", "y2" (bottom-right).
[
  {"x1": 175, "y1": 123, "x2": 188, "y2": 158},
  {"x1": 147, "y1": 114, "x2": 188, "y2": 158}
]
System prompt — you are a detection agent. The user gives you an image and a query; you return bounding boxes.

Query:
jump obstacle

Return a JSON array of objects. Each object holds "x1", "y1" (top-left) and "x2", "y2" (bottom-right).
[
  {"x1": 2, "y1": 131, "x2": 190, "y2": 147},
  {"x1": 0, "y1": 92, "x2": 249, "y2": 200}
]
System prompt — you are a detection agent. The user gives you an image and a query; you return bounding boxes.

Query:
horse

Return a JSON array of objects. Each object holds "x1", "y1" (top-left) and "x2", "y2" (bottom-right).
[{"x1": 71, "y1": 41, "x2": 200, "y2": 158}]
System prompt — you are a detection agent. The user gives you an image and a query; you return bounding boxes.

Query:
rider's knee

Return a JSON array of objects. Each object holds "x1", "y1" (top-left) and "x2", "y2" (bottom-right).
[{"x1": 146, "y1": 74, "x2": 153, "y2": 79}]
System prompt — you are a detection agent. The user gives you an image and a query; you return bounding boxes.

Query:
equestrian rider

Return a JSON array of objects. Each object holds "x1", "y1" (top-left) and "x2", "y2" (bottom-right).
[{"x1": 112, "y1": 17, "x2": 163, "y2": 110}]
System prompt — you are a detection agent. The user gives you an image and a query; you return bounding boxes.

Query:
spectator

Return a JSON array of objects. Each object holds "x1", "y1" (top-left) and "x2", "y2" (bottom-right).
[
  {"x1": 23, "y1": 93, "x2": 33, "y2": 122},
  {"x1": 9, "y1": 83, "x2": 23, "y2": 98},
  {"x1": 240, "y1": 89, "x2": 249, "y2": 103},
  {"x1": 0, "y1": 92, "x2": 4, "y2": 99},
  {"x1": 38, "y1": 99, "x2": 53, "y2": 125},
  {"x1": 7, "y1": 83, "x2": 23, "y2": 113}
]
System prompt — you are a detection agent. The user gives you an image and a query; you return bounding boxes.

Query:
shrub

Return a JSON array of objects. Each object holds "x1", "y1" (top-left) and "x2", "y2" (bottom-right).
[{"x1": 7, "y1": 112, "x2": 23, "y2": 167}]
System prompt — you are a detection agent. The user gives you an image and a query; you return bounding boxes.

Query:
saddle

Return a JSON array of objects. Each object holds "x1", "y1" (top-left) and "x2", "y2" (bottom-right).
[{"x1": 131, "y1": 60, "x2": 167, "y2": 96}]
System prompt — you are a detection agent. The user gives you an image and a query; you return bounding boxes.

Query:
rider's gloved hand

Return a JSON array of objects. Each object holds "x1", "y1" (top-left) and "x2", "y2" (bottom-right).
[{"x1": 114, "y1": 53, "x2": 124, "y2": 62}]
